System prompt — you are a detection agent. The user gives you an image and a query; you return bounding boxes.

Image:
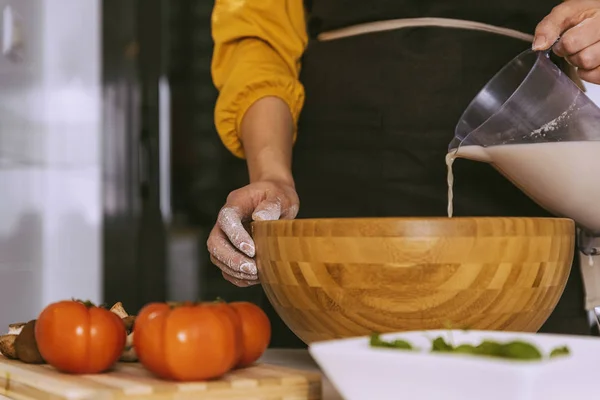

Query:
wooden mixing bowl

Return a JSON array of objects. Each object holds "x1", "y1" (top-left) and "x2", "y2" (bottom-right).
[{"x1": 252, "y1": 217, "x2": 575, "y2": 344}]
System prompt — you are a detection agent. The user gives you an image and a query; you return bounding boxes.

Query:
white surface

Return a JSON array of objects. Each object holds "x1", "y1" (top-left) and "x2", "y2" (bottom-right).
[
  {"x1": 309, "y1": 330, "x2": 600, "y2": 400},
  {"x1": 0, "y1": 0, "x2": 102, "y2": 329},
  {"x1": 584, "y1": 81, "x2": 600, "y2": 103}
]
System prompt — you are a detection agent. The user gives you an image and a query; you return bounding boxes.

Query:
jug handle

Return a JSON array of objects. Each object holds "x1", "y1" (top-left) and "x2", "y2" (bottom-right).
[
  {"x1": 534, "y1": 37, "x2": 560, "y2": 57},
  {"x1": 534, "y1": 39, "x2": 585, "y2": 90}
]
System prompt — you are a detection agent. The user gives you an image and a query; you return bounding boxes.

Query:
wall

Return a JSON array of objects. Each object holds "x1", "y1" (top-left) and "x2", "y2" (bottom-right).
[{"x1": 0, "y1": 0, "x2": 101, "y2": 328}]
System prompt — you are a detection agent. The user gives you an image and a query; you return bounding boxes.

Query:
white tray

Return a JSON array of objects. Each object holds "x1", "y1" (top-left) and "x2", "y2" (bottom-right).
[{"x1": 309, "y1": 330, "x2": 599, "y2": 400}]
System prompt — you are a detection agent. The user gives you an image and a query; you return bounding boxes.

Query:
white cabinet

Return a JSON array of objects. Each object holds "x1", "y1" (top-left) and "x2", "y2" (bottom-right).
[{"x1": 0, "y1": 0, "x2": 101, "y2": 329}]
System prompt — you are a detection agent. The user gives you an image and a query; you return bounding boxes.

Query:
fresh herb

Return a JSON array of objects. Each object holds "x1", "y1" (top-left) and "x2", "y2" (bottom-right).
[
  {"x1": 549, "y1": 345, "x2": 570, "y2": 358},
  {"x1": 500, "y1": 341, "x2": 543, "y2": 360},
  {"x1": 429, "y1": 338, "x2": 542, "y2": 360},
  {"x1": 369, "y1": 333, "x2": 570, "y2": 362},
  {"x1": 370, "y1": 333, "x2": 415, "y2": 350},
  {"x1": 472, "y1": 340, "x2": 503, "y2": 357},
  {"x1": 453, "y1": 344, "x2": 478, "y2": 354},
  {"x1": 431, "y1": 337, "x2": 454, "y2": 352}
]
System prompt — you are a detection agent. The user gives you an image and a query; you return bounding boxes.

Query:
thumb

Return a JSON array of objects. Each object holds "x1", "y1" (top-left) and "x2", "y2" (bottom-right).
[
  {"x1": 534, "y1": 2, "x2": 591, "y2": 50},
  {"x1": 252, "y1": 197, "x2": 282, "y2": 221}
]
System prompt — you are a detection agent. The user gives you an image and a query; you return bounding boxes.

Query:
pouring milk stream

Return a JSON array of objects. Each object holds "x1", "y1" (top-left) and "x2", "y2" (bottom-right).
[{"x1": 447, "y1": 49, "x2": 600, "y2": 263}]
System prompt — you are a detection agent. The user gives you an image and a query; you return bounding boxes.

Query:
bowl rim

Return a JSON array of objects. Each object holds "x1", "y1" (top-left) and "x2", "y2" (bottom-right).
[
  {"x1": 250, "y1": 217, "x2": 576, "y2": 238},
  {"x1": 251, "y1": 216, "x2": 574, "y2": 224}
]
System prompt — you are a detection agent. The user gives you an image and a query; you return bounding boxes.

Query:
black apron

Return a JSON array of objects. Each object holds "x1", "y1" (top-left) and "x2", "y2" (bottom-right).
[{"x1": 261, "y1": 0, "x2": 590, "y2": 348}]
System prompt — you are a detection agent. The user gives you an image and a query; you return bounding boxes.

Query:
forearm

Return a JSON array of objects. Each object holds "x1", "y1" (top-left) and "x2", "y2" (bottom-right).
[{"x1": 240, "y1": 96, "x2": 295, "y2": 186}]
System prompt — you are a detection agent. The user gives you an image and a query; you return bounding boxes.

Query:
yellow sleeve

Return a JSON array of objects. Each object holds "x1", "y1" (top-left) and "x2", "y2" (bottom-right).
[{"x1": 211, "y1": 0, "x2": 308, "y2": 159}]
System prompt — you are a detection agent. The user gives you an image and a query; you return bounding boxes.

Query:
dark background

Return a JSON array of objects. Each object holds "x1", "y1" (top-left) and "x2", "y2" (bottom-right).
[
  {"x1": 98, "y1": 0, "x2": 598, "y2": 338},
  {"x1": 102, "y1": 0, "x2": 265, "y2": 315}
]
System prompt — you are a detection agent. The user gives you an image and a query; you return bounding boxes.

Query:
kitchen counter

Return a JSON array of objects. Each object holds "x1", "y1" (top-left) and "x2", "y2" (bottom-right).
[
  {"x1": 0, "y1": 349, "x2": 342, "y2": 400},
  {"x1": 259, "y1": 349, "x2": 343, "y2": 399}
]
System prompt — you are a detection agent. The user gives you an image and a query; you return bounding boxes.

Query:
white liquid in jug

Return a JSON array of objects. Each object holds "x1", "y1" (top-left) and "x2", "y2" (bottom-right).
[{"x1": 446, "y1": 141, "x2": 600, "y2": 234}]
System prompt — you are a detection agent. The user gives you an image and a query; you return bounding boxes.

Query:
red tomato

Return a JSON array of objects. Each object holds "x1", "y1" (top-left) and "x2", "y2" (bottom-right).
[
  {"x1": 35, "y1": 300, "x2": 126, "y2": 374},
  {"x1": 229, "y1": 301, "x2": 271, "y2": 367},
  {"x1": 133, "y1": 302, "x2": 241, "y2": 381},
  {"x1": 212, "y1": 301, "x2": 244, "y2": 367}
]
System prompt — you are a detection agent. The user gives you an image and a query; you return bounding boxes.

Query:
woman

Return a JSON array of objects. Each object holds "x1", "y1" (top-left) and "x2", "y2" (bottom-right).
[{"x1": 208, "y1": 0, "x2": 600, "y2": 347}]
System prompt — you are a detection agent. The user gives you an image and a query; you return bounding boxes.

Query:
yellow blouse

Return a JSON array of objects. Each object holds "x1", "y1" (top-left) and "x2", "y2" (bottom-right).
[{"x1": 211, "y1": 0, "x2": 308, "y2": 159}]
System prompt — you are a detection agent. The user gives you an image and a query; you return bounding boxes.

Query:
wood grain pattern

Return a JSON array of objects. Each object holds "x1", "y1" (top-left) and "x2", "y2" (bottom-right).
[
  {"x1": 0, "y1": 357, "x2": 321, "y2": 399},
  {"x1": 252, "y1": 217, "x2": 576, "y2": 344}
]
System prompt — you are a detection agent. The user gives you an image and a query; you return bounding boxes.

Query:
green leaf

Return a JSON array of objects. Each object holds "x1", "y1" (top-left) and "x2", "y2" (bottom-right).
[
  {"x1": 499, "y1": 341, "x2": 543, "y2": 361},
  {"x1": 453, "y1": 344, "x2": 478, "y2": 354},
  {"x1": 431, "y1": 337, "x2": 454, "y2": 352},
  {"x1": 475, "y1": 340, "x2": 504, "y2": 357},
  {"x1": 549, "y1": 345, "x2": 570, "y2": 358},
  {"x1": 369, "y1": 333, "x2": 414, "y2": 350},
  {"x1": 368, "y1": 332, "x2": 570, "y2": 362}
]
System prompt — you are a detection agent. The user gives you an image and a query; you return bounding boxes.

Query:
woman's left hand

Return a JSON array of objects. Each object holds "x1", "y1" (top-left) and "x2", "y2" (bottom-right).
[{"x1": 534, "y1": 0, "x2": 600, "y2": 83}]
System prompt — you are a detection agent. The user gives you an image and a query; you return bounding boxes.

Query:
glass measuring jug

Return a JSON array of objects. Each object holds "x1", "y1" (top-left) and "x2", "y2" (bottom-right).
[{"x1": 449, "y1": 49, "x2": 600, "y2": 255}]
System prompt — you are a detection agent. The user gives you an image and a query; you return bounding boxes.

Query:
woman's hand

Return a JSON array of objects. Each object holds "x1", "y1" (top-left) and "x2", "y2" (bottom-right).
[
  {"x1": 534, "y1": 0, "x2": 600, "y2": 83},
  {"x1": 207, "y1": 96, "x2": 296, "y2": 287},
  {"x1": 207, "y1": 180, "x2": 299, "y2": 287}
]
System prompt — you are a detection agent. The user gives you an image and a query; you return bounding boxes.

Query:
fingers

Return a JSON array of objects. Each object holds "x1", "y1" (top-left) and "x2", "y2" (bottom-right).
[
  {"x1": 210, "y1": 254, "x2": 258, "y2": 287},
  {"x1": 209, "y1": 255, "x2": 257, "y2": 282},
  {"x1": 533, "y1": 2, "x2": 595, "y2": 50},
  {"x1": 566, "y1": 40, "x2": 600, "y2": 70},
  {"x1": 208, "y1": 181, "x2": 300, "y2": 288},
  {"x1": 217, "y1": 206, "x2": 255, "y2": 258},
  {"x1": 221, "y1": 271, "x2": 259, "y2": 287},
  {"x1": 221, "y1": 270, "x2": 248, "y2": 287},
  {"x1": 252, "y1": 199, "x2": 282, "y2": 221},
  {"x1": 577, "y1": 63, "x2": 600, "y2": 84},
  {"x1": 282, "y1": 202, "x2": 300, "y2": 220},
  {"x1": 533, "y1": 2, "x2": 600, "y2": 84},
  {"x1": 207, "y1": 223, "x2": 260, "y2": 288},
  {"x1": 252, "y1": 188, "x2": 300, "y2": 221},
  {"x1": 253, "y1": 199, "x2": 299, "y2": 220},
  {"x1": 554, "y1": 14, "x2": 600, "y2": 57},
  {"x1": 206, "y1": 226, "x2": 257, "y2": 276},
  {"x1": 280, "y1": 188, "x2": 300, "y2": 219}
]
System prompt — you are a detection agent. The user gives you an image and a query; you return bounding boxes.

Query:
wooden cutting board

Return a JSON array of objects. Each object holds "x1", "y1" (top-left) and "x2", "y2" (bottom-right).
[{"x1": 0, "y1": 356, "x2": 322, "y2": 399}]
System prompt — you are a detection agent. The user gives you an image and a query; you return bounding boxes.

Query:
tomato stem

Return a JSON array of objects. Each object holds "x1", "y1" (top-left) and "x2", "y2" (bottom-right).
[{"x1": 71, "y1": 298, "x2": 97, "y2": 308}]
